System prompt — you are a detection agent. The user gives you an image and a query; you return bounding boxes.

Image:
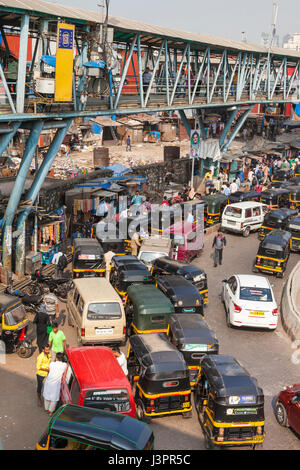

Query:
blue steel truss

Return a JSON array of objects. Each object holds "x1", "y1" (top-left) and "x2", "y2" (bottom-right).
[{"x1": 0, "y1": 2, "x2": 299, "y2": 274}]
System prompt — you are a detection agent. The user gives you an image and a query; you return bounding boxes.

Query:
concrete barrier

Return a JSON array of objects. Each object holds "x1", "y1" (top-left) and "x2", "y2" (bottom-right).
[{"x1": 281, "y1": 260, "x2": 300, "y2": 341}]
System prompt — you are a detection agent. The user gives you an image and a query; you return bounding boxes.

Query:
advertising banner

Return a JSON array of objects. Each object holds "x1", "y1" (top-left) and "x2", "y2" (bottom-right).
[{"x1": 55, "y1": 23, "x2": 75, "y2": 102}]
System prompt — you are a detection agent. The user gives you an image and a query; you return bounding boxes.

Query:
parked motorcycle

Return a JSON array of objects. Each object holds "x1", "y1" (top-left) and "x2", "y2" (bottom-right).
[
  {"x1": 24, "y1": 269, "x2": 73, "y2": 302},
  {"x1": 4, "y1": 286, "x2": 43, "y2": 314}
]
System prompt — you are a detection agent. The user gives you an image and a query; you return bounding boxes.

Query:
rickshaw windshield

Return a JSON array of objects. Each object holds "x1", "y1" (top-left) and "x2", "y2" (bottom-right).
[
  {"x1": 224, "y1": 207, "x2": 242, "y2": 218},
  {"x1": 4, "y1": 304, "x2": 27, "y2": 325},
  {"x1": 140, "y1": 252, "x2": 168, "y2": 264},
  {"x1": 240, "y1": 287, "x2": 272, "y2": 302}
]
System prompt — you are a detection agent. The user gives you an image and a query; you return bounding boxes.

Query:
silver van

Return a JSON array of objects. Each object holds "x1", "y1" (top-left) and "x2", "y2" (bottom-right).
[{"x1": 67, "y1": 278, "x2": 126, "y2": 346}]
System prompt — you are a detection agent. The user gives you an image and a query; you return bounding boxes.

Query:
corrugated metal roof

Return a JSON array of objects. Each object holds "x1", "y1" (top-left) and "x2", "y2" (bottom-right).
[{"x1": 0, "y1": 0, "x2": 300, "y2": 60}]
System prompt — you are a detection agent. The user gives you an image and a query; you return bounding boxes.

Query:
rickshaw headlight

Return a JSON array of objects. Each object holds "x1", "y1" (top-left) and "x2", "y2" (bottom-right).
[
  {"x1": 196, "y1": 299, "x2": 200, "y2": 306},
  {"x1": 178, "y1": 300, "x2": 183, "y2": 306},
  {"x1": 257, "y1": 426, "x2": 262, "y2": 435},
  {"x1": 218, "y1": 427, "x2": 224, "y2": 437}
]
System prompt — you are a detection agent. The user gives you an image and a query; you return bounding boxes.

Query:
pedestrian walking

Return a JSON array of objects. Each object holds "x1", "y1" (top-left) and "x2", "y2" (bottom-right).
[
  {"x1": 142, "y1": 67, "x2": 152, "y2": 95},
  {"x1": 52, "y1": 251, "x2": 68, "y2": 279},
  {"x1": 104, "y1": 250, "x2": 116, "y2": 280},
  {"x1": 126, "y1": 135, "x2": 132, "y2": 151},
  {"x1": 33, "y1": 303, "x2": 50, "y2": 353},
  {"x1": 36, "y1": 344, "x2": 51, "y2": 407},
  {"x1": 44, "y1": 288, "x2": 60, "y2": 324},
  {"x1": 212, "y1": 231, "x2": 227, "y2": 267},
  {"x1": 131, "y1": 231, "x2": 141, "y2": 257},
  {"x1": 48, "y1": 322, "x2": 66, "y2": 362},
  {"x1": 42, "y1": 352, "x2": 67, "y2": 416}
]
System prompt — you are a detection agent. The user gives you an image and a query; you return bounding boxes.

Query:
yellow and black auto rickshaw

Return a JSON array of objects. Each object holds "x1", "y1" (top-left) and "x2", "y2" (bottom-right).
[
  {"x1": 0, "y1": 294, "x2": 32, "y2": 358},
  {"x1": 287, "y1": 216, "x2": 300, "y2": 252},
  {"x1": 253, "y1": 229, "x2": 291, "y2": 278},
  {"x1": 286, "y1": 186, "x2": 300, "y2": 209},
  {"x1": 110, "y1": 256, "x2": 153, "y2": 304},
  {"x1": 201, "y1": 194, "x2": 228, "y2": 226},
  {"x1": 36, "y1": 403, "x2": 154, "y2": 450},
  {"x1": 258, "y1": 208, "x2": 297, "y2": 239},
  {"x1": 127, "y1": 333, "x2": 192, "y2": 421},
  {"x1": 72, "y1": 238, "x2": 104, "y2": 278},
  {"x1": 167, "y1": 314, "x2": 219, "y2": 387},
  {"x1": 194, "y1": 355, "x2": 265, "y2": 449},
  {"x1": 259, "y1": 188, "x2": 290, "y2": 209}
]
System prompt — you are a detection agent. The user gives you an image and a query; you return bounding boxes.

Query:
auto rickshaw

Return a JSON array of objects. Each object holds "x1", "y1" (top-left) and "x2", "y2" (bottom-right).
[
  {"x1": 96, "y1": 221, "x2": 128, "y2": 255},
  {"x1": 72, "y1": 238, "x2": 104, "y2": 278},
  {"x1": 271, "y1": 169, "x2": 294, "y2": 183},
  {"x1": 228, "y1": 191, "x2": 260, "y2": 204},
  {"x1": 258, "y1": 208, "x2": 297, "y2": 239},
  {"x1": 126, "y1": 283, "x2": 175, "y2": 335},
  {"x1": 127, "y1": 333, "x2": 192, "y2": 421},
  {"x1": 293, "y1": 164, "x2": 300, "y2": 177},
  {"x1": 151, "y1": 256, "x2": 208, "y2": 305},
  {"x1": 253, "y1": 229, "x2": 291, "y2": 277},
  {"x1": 162, "y1": 221, "x2": 204, "y2": 262},
  {"x1": 36, "y1": 403, "x2": 154, "y2": 450},
  {"x1": 287, "y1": 216, "x2": 300, "y2": 252},
  {"x1": 155, "y1": 275, "x2": 204, "y2": 316},
  {"x1": 167, "y1": 314, "x2": 219, "y2": 387},
  {"x1": 194, "y1": 355, "x2": 265, "y2": 449},
  {"x1": 110, "y1": 259, "x2": 153, "y2": 304},
  {"x1": 259, "y1": 188, "x2": 290, "y2": 209},
  {"x1": 201, "y1": 194, "x2": 228, "y2": 226},
  {"x1": 286, "y1": 186, "x2": 300, "y2": 209},
  {"x1": 0, "y1": 294, "x2": 32, "y2": 358}
]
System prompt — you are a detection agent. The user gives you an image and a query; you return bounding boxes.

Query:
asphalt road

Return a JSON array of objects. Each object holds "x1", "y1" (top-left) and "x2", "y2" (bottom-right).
[{"x1": 1, "y1": 230, "x2": 300, "y2": 450}]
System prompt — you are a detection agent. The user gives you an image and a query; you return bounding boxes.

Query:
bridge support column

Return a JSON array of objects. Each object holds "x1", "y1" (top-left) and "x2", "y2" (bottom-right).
[
  {"x1": 179, "y1": 110, "x2": 191, "y2": 137},
  {"x1": 221, "y1": 107, "x2": 254, "y2": 153},
  {"x1": 0, "y1": 121, "x2": 20, "y2": 157},
  {"x1": 15, "y1": 119, "x2": 72, "y2": 276},
  {"x1": 219, "y1": 108, "x2": 239, "y2": 148},
  {"x1": 2, "y1": 120, "x2": 44, "y2": 272}
]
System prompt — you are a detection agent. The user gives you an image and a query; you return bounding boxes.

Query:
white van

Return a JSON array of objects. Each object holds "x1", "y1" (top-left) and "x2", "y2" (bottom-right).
[
  {"x1": 221, "y1": 202, "x2": 268, "y2": 237},
  {"x1": 67, "y1": 278, "x2": 126, "y2": 346}
]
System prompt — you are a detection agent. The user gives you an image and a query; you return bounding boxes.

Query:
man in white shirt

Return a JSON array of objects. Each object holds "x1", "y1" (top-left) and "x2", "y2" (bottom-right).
[
  {"x1": 230, "y1": 179, "x2": 238, "y2": 194},
  {"x1": 112, "y1": 348, "x2": 128, "y2": 376},
  {"x1": 52, "y1": 251, "x2": 63, "y2": 279}
]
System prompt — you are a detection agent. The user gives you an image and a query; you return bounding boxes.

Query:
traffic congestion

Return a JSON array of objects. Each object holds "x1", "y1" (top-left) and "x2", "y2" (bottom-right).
[{"x1": 1, "y1": 158, "x2": 300, "y2": 452}]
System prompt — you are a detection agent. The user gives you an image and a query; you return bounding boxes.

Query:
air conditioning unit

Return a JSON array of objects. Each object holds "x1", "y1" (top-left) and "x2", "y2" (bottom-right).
[{"x1": 35, "y1": 78, "x2": 55, "y2": 94}]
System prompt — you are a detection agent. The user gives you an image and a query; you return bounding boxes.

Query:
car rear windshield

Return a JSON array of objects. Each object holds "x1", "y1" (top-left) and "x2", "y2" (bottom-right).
[
  {"x1": 240, "y1": 287, "x2": 272, "y2": 302},
  {"x1": 225, "y1": 207, "x2": 242, "y2": 218},
  {"x1": 87, "y1": 302, "x2": 122, "y2": 320},
  {"x1": 84, "y1": 389, "x2": 130, "y2": 412}
]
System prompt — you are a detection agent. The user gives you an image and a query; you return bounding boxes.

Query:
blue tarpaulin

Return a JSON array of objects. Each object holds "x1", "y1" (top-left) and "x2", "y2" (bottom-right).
[
  {"x1": 99, "y1": 164, "x2": 132, "y2": 176},
  {"x1": 83, "y1": 61, "x2": 106, "y2": 69},
  {"x1": 41, "y1": 55, "x2": 56, "y2": 68}
]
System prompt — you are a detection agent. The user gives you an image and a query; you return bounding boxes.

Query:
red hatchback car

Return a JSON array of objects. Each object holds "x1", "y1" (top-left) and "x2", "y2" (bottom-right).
[
  {"x1": 275, "y1": 384, "x2": 300, "y2": 434},
  {"x1": 60, "y1": 347, "x2": 136, "y2": 419}
]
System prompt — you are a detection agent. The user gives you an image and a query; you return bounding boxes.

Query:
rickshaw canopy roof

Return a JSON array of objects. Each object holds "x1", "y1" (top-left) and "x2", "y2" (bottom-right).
[
  {"x1": 200, "y1": 355, "x2": 263, "y2": 400},
  {"x1": 264, "y1": 208, "x2": 298, "y2": 222},
  {"x1": 169, "y1": 314, "x2": 218, "y2": 346},
  {"x1": 127, "y1": 284, "x2": 174, "y2": 315},
  {"x1": 152, "y1": 256, "x2": 205, "y2": 276},
  {"x1": 0, "y1": 294, "x2": 22, "y2": 314},
  {"x1": 129, "y1": 333, "x2": 188, "y2": 375},
  {"x1": 261, "y1": 229, "x2": 291, "y2": 248},
  {"x1": 156, "y1": 275, "x2": 203, "y2": 302},
  {"x1": 48, "y1": 404, "x2": 152, "y2": 450}
]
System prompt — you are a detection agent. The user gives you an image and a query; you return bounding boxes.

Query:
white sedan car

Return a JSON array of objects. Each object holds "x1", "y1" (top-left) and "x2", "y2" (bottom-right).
[{"x1": 221, "y1": 274, "x2": 278, "y2": 330}]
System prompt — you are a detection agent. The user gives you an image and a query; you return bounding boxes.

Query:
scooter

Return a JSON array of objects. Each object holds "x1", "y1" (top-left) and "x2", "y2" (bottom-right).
[
  {"x1": 25, "y1": 269, "x2": 73, "y2": 302},
  {"x1": 4, "y1": 286, "x2": 43, "y2": 314}
]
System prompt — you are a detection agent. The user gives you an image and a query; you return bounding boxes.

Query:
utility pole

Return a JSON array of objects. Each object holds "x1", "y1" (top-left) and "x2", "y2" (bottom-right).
[{"x1": 267, "y1": 2, "x2": 279, "y2": 98}]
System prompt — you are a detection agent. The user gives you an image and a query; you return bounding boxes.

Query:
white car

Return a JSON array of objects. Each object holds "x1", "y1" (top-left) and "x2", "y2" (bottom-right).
[{"x1": 221, "y1": 274, "x2": 278, "y2": 330}]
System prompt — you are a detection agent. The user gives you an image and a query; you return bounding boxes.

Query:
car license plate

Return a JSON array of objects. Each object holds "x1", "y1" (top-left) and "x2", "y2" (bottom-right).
[
  {"x1": 228, "y1": 220, "x2": 236, "y2": 225},
  {"x1": 249, "y1": 311, "x2": 264, "y2": 316},
  {"x1": 183, "y1": 402, "x2": 190, "y2": 408},
  {"x1": 95, "y1": 328, "x2": 114, "y2": 335}
]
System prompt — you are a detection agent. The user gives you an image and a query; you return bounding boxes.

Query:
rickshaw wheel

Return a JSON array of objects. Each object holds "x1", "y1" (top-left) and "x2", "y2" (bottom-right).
[
  {"x1": 136, "y1": 399, "x2": 150, "y2": 424},
  {"x1": 17, "y1": 344, "x2": 32, "y2": 359},
  {"x1": 182, "y1": 410, "x2": 192, "y2": 419}
]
